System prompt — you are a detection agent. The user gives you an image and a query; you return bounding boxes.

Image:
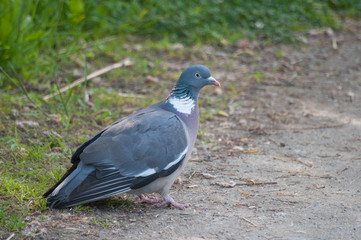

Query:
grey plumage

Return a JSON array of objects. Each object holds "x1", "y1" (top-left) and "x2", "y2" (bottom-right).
[{"x1": 43, "y1": 65, "x2": 220, "y2": 209}]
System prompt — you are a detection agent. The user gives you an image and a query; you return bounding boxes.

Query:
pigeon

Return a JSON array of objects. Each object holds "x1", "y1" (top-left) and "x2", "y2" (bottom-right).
[{"x1": 43, "y1": 65, "x2": 220, "y2": 210}]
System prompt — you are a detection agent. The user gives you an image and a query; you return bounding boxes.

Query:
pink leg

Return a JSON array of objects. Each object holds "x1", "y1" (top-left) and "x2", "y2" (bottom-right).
[
  {"x1": 156, "y1": 194, "x2": 189, "y2": 210},
  {"x1": 136, "y1": 194, "x2": 163, "y2": 204}
]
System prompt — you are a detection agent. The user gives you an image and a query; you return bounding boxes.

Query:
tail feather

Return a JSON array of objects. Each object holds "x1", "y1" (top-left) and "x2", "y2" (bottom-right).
[
  {"x1": 71, "y1": 177, "x2": 132, "y2": 198},
  {"x1": 56, "y1": 185, "x2": 132, "y2": 208},
  {"x1": 44, "y1": 161, "x2": 134, "y2": 208},
  {"x1": 43, "y1": 164, "x2": 78, "y2": 198}
]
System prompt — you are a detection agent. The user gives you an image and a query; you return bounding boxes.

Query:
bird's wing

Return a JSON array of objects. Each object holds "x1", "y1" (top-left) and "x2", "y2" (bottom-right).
[{"x1": 78, "y1": 106, "x2": 188, "y2": 185}]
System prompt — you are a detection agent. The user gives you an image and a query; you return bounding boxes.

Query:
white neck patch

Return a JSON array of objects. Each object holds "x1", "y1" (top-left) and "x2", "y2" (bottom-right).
[{"x1": 169, "y1": 95, "x2": 195, "y2": 114}]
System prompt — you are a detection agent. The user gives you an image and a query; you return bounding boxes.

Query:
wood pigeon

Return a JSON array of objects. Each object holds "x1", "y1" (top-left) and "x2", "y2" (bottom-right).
[{"x1": 43, "y1": 65, "x2": 220, "y2": 209}]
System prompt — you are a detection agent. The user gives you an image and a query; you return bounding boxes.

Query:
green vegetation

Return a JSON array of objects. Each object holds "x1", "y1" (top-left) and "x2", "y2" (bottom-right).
[
  {"x1": 0, "y1": 0, "x2": 360, "y2": 237},
  {"x1": 1, "y1": 0, "x2": 361, "y2": 86}
]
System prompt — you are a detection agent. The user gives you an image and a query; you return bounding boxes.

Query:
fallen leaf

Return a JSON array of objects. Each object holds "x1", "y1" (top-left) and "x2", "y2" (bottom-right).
[
  {"x1": 201, "y1": 173, "x2": 217, "y2": 179},
  {"x1": 235, "y1": 48, "x2": 254, "y2": 56},
  {"x1": 245, "y1": 48, "x2": 254, "y2": 56},
  {"x1": 240, "y1": 138, "x2": 252, "y2": 142},
  {"x1": 50, "y1": 114, "x2": 61, "y2": 123},
  {"x1": 244, "y1": 149, "x2": 262, "y2": 154},
  {"x1": 215, "y1": 181, "x2": 236, "y2": 188},
  {"x1": 233, "y1": 203, "x2": 251, "y2": 208},
  {"x1": 238, "y1": 39, "x2": 250, "y2": 48},
  {"x1": 220, "y1": 38, "x2": 230, "y2": 46},
  {"x1": 273, "y1": 156, "x2": 286, "y2": 161},
  {"x1": 145, "y1": 75, "x2": 159, "y2": 83},
  {"x1": 217, "y1": 110, "x2": 229, "y2": 117},
  {"x1": 227, "y1": 146, "x2": 244, "y2": 153},
  {"x1": 237, "y1": 189, "x2": 252, "y2": 195},
  {"x1": 279, "y1": 112, "x2": 289, "y2": 117}
]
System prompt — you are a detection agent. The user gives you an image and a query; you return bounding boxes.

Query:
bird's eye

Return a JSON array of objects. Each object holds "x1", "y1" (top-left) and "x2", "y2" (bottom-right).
[{"x1": 194, "y1": 73, "x2": 201, "y2": 78}]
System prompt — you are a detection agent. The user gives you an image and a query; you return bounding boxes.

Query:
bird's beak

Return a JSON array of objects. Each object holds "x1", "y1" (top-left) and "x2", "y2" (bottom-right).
[{"x1": 206, "y1": 76, "x2": 221, "y2": 87}]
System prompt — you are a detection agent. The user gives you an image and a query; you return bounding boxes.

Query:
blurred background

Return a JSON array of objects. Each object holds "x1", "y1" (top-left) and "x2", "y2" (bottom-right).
[{"x1": 1, "y1": 0, "x2": 361, "y2": 87}]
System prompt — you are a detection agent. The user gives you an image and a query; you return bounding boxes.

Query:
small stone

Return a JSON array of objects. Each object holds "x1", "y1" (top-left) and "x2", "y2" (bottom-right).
[{"x1": 174, "y1": 177, "x2": 181, "y2": 184}]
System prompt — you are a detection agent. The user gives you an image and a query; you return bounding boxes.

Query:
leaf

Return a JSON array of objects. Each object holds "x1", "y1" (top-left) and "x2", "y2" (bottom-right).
[
  {"x1": 201, "y1": 173, "x2": 217, "y2": 179},
  {"x1": 25, "y1": 31, "x2": 46, "y2": 41},
  {"x1": 68, "y1": 0, "x2": 85, "y2": 23},
  {"x1": 244, "y1": 149, "x2": 262, "y2": 154},
  {"x1": 237, "y1": 189, "x2": 252, "y2": 195},
  {"x1": 217, "y1": 110, "x2": 229, "y2": 117},
  {"x1": 139, "y1": 8, "x2": 149, "y2": 19},
  {"x1": 215, "y1": 181, "x2": 236, "y2": 188},
  {"x1": 145, "y1": 75, "x2": 159, "y2": 83},
  {"x1": 227, "y1": 146, "x2": 244, "y2": 153},
  {"x1": 240, "y1": 138, "x2": 252, "y2": 142}
]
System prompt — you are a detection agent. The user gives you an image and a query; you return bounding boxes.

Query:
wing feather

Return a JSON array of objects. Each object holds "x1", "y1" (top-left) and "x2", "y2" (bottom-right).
[{"x1": 80, "y1": 107, "x2": 189, "y2": 179}]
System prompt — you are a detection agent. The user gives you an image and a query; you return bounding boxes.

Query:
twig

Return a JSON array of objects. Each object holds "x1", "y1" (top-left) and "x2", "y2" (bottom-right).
[
  {"x1": 43, "y1": 58, "x2": 133, "y2": 101},
  {"x1": 6, "y1": 233, "x2": 15, "y2": 240},
  {"x1": 260, "y1": 121, "x2": 350, "y2": 134},
  {"x1": 241, "y1": 217, "x2": 258, "y2": 227},
  {"x1": 288, "y1": 122, "x2": 349, "y2": 131},
  {"x1": 238, "y1": 182, "x2": 277, "y2": 186},
  {"x1": 188, "y1": 171, "x2": 198, "y2": 180}
]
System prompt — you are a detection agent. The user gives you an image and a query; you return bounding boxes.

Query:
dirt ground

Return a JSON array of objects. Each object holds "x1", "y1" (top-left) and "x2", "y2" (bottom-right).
[{"x1": 22, "y1": 20, "x2": 361, "y2": 240}]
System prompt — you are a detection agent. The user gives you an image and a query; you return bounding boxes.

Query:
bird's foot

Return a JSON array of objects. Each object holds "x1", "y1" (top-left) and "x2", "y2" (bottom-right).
[
  {"x1": 156, "y1": 194, "x2": 189, "y2": 210},
  {"x1": 136, "y1": 194, "x2": 163, "y2": 204}
]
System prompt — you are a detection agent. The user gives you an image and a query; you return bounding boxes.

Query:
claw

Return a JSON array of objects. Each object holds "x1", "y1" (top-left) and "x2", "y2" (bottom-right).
[
  {"x1": 136, "y1": 194, "x2": 189, "y2": 210},
  {"x1": 156, "y1": 194, "x2": 189, "y2": 210},
  {"x1": 136, "y1": 194, "x2": 163, "y2": 204}
]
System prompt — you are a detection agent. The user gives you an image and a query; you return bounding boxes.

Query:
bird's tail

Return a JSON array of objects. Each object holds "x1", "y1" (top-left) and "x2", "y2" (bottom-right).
[
  {"x1": 43, "y1": 164, "x2": 77, "y2": 198},
  {"x1": 43, "y1": 161, "x2": 96, "y2": 208},
  {"x1": 43, "y1": 162, "x2": 134, "y2": 208}
]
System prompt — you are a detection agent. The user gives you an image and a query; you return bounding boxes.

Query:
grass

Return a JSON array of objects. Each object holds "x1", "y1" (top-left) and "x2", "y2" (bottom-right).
[
  {"x1": 0, "y1": 39, "x2": 175, "y2": 237},
  {"x1": 1, "y1": 0, "x2": 361, "y2": 88},
  {"x1": 0, "y1": 0, "x2": 360, "y2": 237}
]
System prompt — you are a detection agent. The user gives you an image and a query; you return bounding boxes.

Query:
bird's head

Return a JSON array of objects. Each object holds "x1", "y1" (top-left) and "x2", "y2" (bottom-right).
[{"x1": 176, "y1": 65, "x2": 220, "y2": 90}]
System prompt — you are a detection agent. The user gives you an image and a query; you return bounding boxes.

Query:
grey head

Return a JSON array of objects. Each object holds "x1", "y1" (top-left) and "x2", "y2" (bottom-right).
[
  {"x1": 163, "y1": 65, "x2": 220, "y2": 116},
  {"x1": 162, "y1": 65, "x2": 220, "y2": 130},
  {"x1": 176, "y1": 65, "x2": 220, "y2": 93}
]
